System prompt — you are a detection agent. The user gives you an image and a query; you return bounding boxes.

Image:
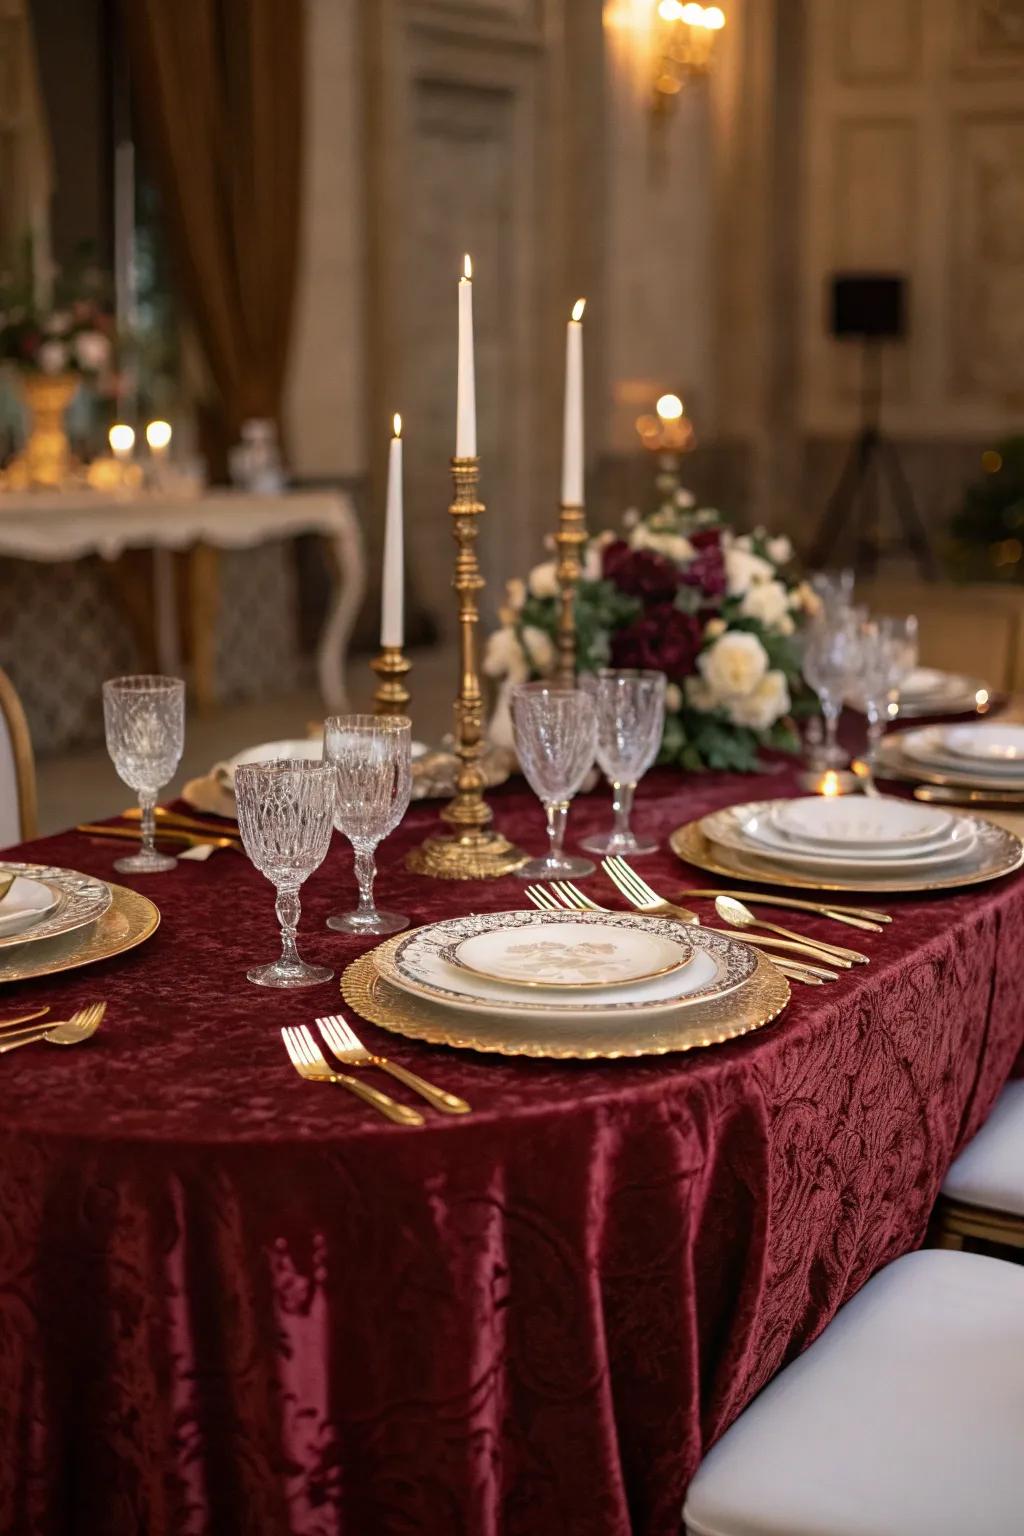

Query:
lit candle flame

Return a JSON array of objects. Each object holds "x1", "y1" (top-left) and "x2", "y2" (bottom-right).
[
  {"x1": 821, "y1": 770, "x2": 841, "y2": 798},
  {"x1": 393, "y1": 412, "x2": 402, "y2": 438},
  {"x1": 571, "y1": 297, "x2": 586, "y2": 322},
  {"x1": 656, "y1": 392, "x2": 684, "y2": 422},
  {"x1": 462, "y1": 253, "x2": 472, "y2": 281}
]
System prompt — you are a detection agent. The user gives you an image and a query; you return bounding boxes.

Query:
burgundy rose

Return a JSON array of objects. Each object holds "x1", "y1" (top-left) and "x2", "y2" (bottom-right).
[
  {"x1": 610, "y1": 604, "x2": 703, "y2": 682},
  {"x1": 602, "y1": 540, "x2": 680, "y2": 603},
  {"x1": 680, "y1": 526, "x2": 726, "y2": 599}
]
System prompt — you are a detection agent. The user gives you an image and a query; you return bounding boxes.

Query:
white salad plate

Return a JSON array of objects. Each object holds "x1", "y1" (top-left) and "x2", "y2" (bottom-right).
[
  {"x1": 0, "y1": 864, "x2": 112, "y2": 951},
  {"x1": 701, "y1": 803, "x2": 977, "y2": 873},
  {"x1": 375, "y1": 910, "x2": 758, "y2": 1023},
  {"x1": 770, "y1": 796, "x2": 953, "y2": 850},
  {"x1": 943, "y1": 724, "x2": 1024, "y2": 763},
  {"x1": 0, "y1": 875, "x2": 61, "y2": 939},
  {"x1": 893, "y1": 726, "x2": 1024, "y2": 785},
  {"x1": 449, "y1": 919, "x2": 693, "y2": 990}
]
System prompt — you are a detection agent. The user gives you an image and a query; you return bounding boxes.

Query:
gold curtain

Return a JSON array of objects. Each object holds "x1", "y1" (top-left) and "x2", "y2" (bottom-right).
[{"x1": 122, "y1": 0, "x2": 305, "y2": 467}]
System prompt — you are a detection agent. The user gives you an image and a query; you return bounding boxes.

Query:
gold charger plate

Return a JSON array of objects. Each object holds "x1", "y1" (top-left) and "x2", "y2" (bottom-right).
[
  {"x1": 340, "y1": 941, "x2": 789, "y2": 1060},
  {"x1": 0, "y1": 882, "x2": 160, "y2": 985},
  {"x1": 670, "y1": 817, "x2": 1024, "y2": 894}
]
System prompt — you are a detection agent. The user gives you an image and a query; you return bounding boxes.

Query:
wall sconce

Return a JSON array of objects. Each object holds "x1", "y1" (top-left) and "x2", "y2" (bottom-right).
[{"x1": 653, "y1": 2, "x2": 725, "y2": 118}]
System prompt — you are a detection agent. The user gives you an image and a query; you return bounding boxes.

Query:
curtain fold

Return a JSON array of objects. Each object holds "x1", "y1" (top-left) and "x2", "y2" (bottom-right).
[{"x1": 122, "y1": 0, "x2": 305, "y2": 466}]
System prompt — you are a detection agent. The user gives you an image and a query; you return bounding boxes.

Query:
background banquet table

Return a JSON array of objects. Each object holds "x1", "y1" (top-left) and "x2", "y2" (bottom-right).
[{"x1": 0, "y1": 765, "x2": 1022, "y2": 1536}]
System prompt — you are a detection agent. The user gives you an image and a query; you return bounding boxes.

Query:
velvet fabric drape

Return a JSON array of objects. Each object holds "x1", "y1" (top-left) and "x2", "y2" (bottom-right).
[{"x1": 122, "y1": 0, "x2": 305, "y2": 465}]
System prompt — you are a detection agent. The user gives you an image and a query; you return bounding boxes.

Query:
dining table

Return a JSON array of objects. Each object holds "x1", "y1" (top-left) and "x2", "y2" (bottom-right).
[{"x1": 0, "y1": 760, "x2": 1022, "y2": 1536}]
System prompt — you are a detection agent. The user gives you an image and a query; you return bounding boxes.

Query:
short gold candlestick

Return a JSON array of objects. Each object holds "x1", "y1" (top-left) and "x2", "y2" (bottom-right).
[
  {"x1": 371, "y1": 646, "x2": 412, "y2": 717},
  {"x1": 407, "y1": 456, "x2": 526, "y2": 879},
  {"x1": 555, "y1": 501, "x2": 587, "y2": 685}
]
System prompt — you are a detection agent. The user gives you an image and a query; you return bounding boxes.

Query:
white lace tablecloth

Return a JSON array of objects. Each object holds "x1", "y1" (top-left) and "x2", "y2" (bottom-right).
[{"x1": 0, "y1": 489, "x2": 365, "y2": 710}]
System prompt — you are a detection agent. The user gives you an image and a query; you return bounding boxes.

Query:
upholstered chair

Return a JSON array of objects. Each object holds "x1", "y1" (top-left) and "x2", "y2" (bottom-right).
[{"x1": 0, "y1": 668, "x2": 37, "y2": 847}]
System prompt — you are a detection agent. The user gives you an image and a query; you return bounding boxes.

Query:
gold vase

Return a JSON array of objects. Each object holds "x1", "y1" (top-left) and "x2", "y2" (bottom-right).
[{"x1": 4, "y1": 373, "x2": 80, "y2": 490}]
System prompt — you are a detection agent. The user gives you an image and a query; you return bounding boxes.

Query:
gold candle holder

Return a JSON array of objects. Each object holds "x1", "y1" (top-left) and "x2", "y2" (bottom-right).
[
  {"x1": 407, "y1": 456, "x2": 526, "y2": 879},
  {"x1": 371, "y1": 646, "x2": 412, "y2": 717},
  {"x1": 555, "y1": 500, "x2": 587, "y2": 685}
]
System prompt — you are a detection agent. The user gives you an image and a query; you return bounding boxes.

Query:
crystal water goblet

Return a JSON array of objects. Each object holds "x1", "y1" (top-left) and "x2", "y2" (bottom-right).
[
  {"x1": 857, "y1": 614, "x2": 919, "y2": 779},
  {"x1": 511, "y1": 681, "x2": 598, "y2": 879},
  {"x1": 323, "y1": 714, "x2": 412, "y2": 935},
  {"x1": 801, "y1": 616, "x2": 861, "y2": 768},
  {"x1": 579, "y1": 669, "x2": 667, "y2": 856},
  {"x1": 235, "y1": 759, "x2": 335, "y2": 988},
  {"x1": 102, "y1": 674, "x2": 185, "y2": 873}
]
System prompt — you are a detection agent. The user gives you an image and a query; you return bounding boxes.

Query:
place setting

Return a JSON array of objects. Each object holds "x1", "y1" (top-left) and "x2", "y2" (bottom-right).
[{"x1": 875, "y1": 719, "x2": 1024, "y2": 805}]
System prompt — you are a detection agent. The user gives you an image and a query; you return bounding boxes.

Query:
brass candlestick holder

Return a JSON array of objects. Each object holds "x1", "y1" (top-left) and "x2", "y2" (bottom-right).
[
  {"x1": 407, "y1": 455, "x2": 526, "y2": 879},
  {"x1": 371, "y1": 646, "x2": 412, "y2": 717},
  {"x1": 555, "y1": 500, "x2": 587, "y2": 685}
]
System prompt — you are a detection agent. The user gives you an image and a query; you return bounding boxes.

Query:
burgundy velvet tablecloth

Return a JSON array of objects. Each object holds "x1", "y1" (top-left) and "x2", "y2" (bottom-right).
[{"x1": 1, "y1": 764, "x2": 1022, "y2": 1536}]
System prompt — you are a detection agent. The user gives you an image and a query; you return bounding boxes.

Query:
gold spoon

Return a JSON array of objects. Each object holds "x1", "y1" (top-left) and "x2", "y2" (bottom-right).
[
  {"x1": 0, "y1": 1002, "x2": 106, "y2": 1055},
  {"x1": 714, "y1": 896, "x2": 870, "y2": 966}
]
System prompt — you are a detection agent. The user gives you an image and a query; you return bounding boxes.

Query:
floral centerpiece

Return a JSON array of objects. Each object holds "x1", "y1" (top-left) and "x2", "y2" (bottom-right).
[{"x1": 484, "y1": 492, "x2": 820, "y2": 772}]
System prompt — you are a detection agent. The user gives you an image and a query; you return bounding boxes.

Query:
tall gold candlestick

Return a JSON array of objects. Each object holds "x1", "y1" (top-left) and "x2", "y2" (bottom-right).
[
  {"x1": 555, "y1": 500, "x2": 587, "y2": 685},
  {"x1": 407, "y1": 456, "x2": 526, "y2": 879},
  {"x1": 371, "y1": 646, "x2": 412, "y2": 716}
]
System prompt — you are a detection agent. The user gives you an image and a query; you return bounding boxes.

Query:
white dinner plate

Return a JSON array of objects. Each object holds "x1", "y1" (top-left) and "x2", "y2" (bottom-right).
[
  {"x1": 771, "y1": 796, "x2": 953, "y2": 849},
  {"x1": 896, "y1": 727, "x2": 1024, "y2": 783},
  {"x1": 375, "y1": 910, "x2": 758, "y2": 1023},
  {"x1": 0, "y1": 863, "x2": 112, "y2": 951},
  {"x1": 449, "y1": 919, "x2": 692, "y2": 989},
  {"x1": 701, "y1": 802, "x2": 977, "y2": 873},
  {"x1": 944, "y1": 724, "x2": 1024, "y2": 763},
  {"x1": 0, "y1": 875, "x2": 61, "y2": 938}
]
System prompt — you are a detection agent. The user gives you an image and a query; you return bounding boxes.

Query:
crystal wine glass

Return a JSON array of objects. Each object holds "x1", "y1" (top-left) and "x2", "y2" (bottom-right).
[
  {"x1": 323, "y1": 714, "x2": 412, "y2": 935},
  {"x1": 810, "y1": 567, "x2": 856, "y2": 615},
  {"x1": 579, "y1": 669, "x2": 667, "y2": 856},
  {"x1": 511, "y1": 681, "x2": 598, "y2": 879},
  {"x1": 102, "y1": 674, "x2": 185, "y2": 873},
  {"x1": 235, "y1": 759, "x2": 335, "y2": 988},
  {"x1": 801, "y1": 616, "x2": 861, "y2": 768},
  {"x1": 857, "y1": 614, "x2": 919, "y2": 780}
]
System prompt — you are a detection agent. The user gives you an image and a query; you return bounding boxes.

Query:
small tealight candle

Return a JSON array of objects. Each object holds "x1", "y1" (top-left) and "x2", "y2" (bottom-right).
[
  {"x1": 797, "y1": 765, "x2": 860, "y2": 796},
  {"x1": 821, "y1": 770, "x2": 841, "y2": 798},
  {"x1": 109, "y1": 423, "x2": 135, "y2": 461}
]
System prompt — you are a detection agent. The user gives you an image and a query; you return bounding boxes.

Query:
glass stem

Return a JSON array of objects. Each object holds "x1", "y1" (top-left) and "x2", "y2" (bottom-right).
[
  {"x1": 823, "y1": 703, "x2": 840, "y2": 757},
  {"x1": 545, "y1": 801, "x2": 569, "y2": 860},
  {"x1": 611, "y1": 780, "x2": 636, "y2": 841},
  {"x1": 353, "y1": 847, "x2": 378, "y2": 918},
  {"x1": 276, "y1": 884, "x2": 302, "y2": 966},
  {"x1": 866, "y1": 708, "x2": 885, "y2": 769},
  {"x1": 139, "y1": 790, "x2": 157, "y2": 858}
]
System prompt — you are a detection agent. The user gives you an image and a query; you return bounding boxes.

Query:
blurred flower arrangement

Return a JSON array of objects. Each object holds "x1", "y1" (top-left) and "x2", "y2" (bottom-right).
[
  {"x1": 485, "y1": 492, "x2": 821, "y2": 772},
  {"x1": 0, "y1": 258, "x2": 116, "y2": 386}
]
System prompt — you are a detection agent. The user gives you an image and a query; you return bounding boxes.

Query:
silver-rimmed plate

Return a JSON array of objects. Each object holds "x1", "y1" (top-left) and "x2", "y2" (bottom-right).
[
  {"x1": 882, "y1": 728, "x2": 1024, "y2": 790},
  {"x1": 447, "y1": 919, "x2": 693, "y2": 990},
  {"x1": 0, "y1": 875, "x2": 62, "y2": 938},
  {"x1": 770, "y1": 796, "x2": 953, "y2": 849},
  {"x1": 0, "y1": 863, "x2": 112, "y2": 951},
  {"x1": 376, "y1": 910, "x2": 758, "y2": 1023},
  {"x1": 701, "y1": 802, "x2": 977, "y2": 872}
]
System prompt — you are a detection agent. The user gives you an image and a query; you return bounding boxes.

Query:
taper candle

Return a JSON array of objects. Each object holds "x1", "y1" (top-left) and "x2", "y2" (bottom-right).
[
  {"x1": 456, "y1": 254, "x2": 476, "y2": 458},
  {"x1": 381, "y1": 414, "x2": 404, "y2": 648},
  {"x1": 561, "y1": 298, "x2": 585, "y2": 505}
]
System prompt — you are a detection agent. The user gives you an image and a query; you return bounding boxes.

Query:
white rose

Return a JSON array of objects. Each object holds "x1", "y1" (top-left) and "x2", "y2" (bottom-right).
[
  {"x1": 522, "y1": 625, "x2": 556, "y2": 675},
  {"x1": 629, "y1": 524, "x2": 694, "y2": 563},
  {"x1": 725, "y1": 547, "x2": 775, "y2": 596},
  {"x1": 37, "y1": 339, "x2": 68, "y2": 374},
  {"x1": 622, "y1": 506, "x2": 640, "y2": 529},
  {"x1": 726, "y1": 669, "x2": 790, "y2": 731},
  {"x1": 665, "y1": 682, "x2": 683, "y2": 712},
  {"x1": 767, "y1": 535, "x2": 792, "y2": 565},
  {"x1": 739, "y1": 578, "x2": 791, "y2": 632},
  {"x1": 74, "y1": 329, "x2": 110, "y2": 371},
  {"x1": 528, "y1": 560, "x2": 559, "y2": 599},
  {"x1": 593, "y1": 529, "x2": 616, "y2": 550},
  {"x1": 790, "y1": 580, "x2": 823, "y2": 619},
  {"x1": 734, "y1": 533, "x2": 753, "y2": 552},
  {"x1": 699, "y1": 630, "x2": 769, "y2": 700},
  {"x1": 482, "y1": 626, "x2": 528, "y2": 682},
  {"x1": 674, "y1": 488, "x2": 696, "y2": 508},
  {"x1": 504, "y1": 577, "x2": 526, "y2": 612}
]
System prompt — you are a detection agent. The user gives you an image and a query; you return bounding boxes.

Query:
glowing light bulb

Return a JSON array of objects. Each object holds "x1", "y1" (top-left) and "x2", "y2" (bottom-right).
[
  {"x1": 109, "y1": 423, "x2": 135, "y2": 458},
  {"x1": 704, "y1": 5, "x2": 726, "y2": 27},
  {"x1": 656, "y1": 392, "x2": 684, "y2": 422},
  {"x1": 659, "y1": 0, "x2": 683, "y2": 19},
  {"x1": 145, "y1": 419, "x2": 172, "y2": 452},
  {"x1": 681, "y1": 3, "x2": 705, "y2": 23}
]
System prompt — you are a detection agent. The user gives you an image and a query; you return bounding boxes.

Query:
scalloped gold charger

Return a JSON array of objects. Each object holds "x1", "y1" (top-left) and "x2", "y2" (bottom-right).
[
  {"x1": 341, "y1": 941, "x2": 789, "y2": 1060},
  {"x1": 0, "y1": 883, "x2": 160, "y2": 985},
  {"x1": 670, "y1": 816, "x2": 1024, "y2": 894}
]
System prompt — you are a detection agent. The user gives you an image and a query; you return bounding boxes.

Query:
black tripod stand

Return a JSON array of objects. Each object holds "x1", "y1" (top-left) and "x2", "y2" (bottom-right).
[{"x1": 809, "y1": 341, "x2": 937, "y2": 578}]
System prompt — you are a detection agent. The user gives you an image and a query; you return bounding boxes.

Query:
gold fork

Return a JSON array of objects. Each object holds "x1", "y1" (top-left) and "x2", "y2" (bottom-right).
[
  {"x1": 316, "y1": 1014, "x2": 471, "y2": 1115},
  {"x1": 282, "y1": 1024, "x2": 425, "y2": 1126},
  {"x1": 0, "y1": 1005, "x2": 50, "y2": 1031},
  {"x1": 524, "y1": 883, "x2": 838, "y2": 984},
  {"x1": 602, "y1": 857, "x2": 866, "y2": 969},
  {"x1": 0, "y1": 1003, "x2": 106, "y2": 1055}
]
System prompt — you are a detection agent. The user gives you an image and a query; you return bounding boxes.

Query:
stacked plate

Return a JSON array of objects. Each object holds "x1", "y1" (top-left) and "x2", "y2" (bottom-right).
[
  {"x1": 341, "y1": 908, "x2": 790, "y2": 1059},
  {"x1": 671, "y1": 793, "x2": 1024, "y2": 894},
  {"x1": 0, "y1": 861, "x2": 159, "y2": 985},
  {"x1": 895, "y1": 667, "x2": 990, "y2": 719},
  {"x1": 879, "y1": 722, "x2": 1024, "y2": 792}
]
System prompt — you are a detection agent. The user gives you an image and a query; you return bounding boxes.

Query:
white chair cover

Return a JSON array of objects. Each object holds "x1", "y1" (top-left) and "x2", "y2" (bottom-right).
[
  {"x1": 684, "y1": 1249, "x2": 1024, "y2": 1536},
  {"x1": 942, "y1": 1080, "x2": 1024, "y2": 1217}
]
